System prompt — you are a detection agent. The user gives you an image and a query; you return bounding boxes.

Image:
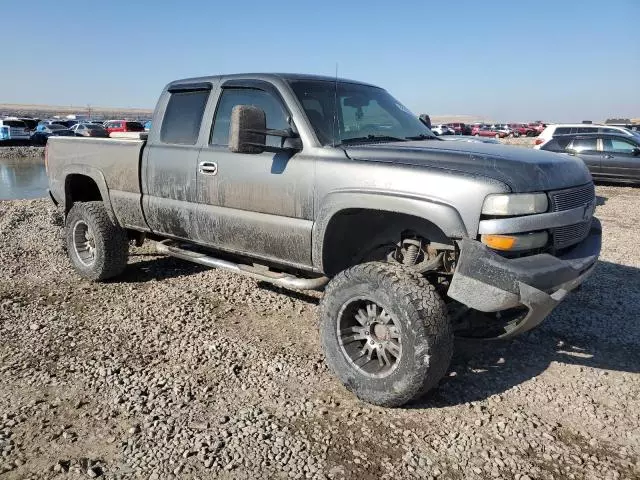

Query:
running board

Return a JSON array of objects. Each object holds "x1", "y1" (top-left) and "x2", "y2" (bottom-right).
[{"x1": 156, "y1": 240, "x2": 329, "y2": 291}]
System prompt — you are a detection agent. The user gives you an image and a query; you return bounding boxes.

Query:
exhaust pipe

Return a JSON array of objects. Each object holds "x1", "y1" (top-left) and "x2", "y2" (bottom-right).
[{"x1": 156, "y1": 240, "x2": 329, "y2": 291}]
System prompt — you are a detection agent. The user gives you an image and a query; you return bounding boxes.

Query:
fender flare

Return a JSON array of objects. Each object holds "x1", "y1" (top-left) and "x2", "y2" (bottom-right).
[
  {"x1": 62, "y1": 164, "x2": 119, "y2": 226},
  {"x1": 312, "y1": 190, "x2": 468, "y2": 271}
]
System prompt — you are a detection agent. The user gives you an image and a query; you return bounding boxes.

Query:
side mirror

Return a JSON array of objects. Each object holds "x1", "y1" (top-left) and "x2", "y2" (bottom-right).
[
  {"x1": 418, "y1": 114, "x2": 431, "y2": 129},
  {"x1": 229, "y1": 104, "x2": 302, "y2": 154},
  {"x1": 229, "y1": 105, "x2": 267, "y2": 154},
  {"x1": 633, "y1": 147, "x2": 640, "y2": 156}
]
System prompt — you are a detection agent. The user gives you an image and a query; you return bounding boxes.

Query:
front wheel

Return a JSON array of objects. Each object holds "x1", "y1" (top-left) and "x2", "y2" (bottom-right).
[
  {"x1": 319, "y1": 262, "x2": 453, "y2": 407},
  {"x1": 65, "y1": 201, "x2": 129, "y2": 281}
]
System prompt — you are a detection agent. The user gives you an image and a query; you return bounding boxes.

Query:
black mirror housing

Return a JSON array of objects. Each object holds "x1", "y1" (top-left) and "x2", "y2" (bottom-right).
[
  {"x1": 229, "y1": 104, "x2": 302, "y2": 154},
  {"x1": 229, "y1": 105, "x2": 267, "y2": 154}
]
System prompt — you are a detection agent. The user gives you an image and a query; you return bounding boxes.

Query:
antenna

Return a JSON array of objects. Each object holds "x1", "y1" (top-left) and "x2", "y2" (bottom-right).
[{"x1": 332, "y1": 62, "x2": 338, "y2": 147}]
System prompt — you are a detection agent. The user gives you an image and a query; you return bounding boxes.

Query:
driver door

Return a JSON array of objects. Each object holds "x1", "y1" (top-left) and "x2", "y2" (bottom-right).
[{"x1": 194, "y1": 82, "x2": 315, "y2": 268}]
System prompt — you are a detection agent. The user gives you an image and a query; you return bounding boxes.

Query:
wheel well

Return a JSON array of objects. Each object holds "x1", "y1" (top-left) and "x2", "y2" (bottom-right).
[
  {"x1": 65, "y1": 175, "x2": 102, "y2": 213},
  {"x1": 321, "y1": 209, "x2": 452, "y2": 276}
]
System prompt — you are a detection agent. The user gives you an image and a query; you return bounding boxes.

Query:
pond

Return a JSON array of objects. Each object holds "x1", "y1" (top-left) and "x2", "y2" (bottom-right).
[{"x1": 0, "y1": 157, "x2": 48, "y2": 200}]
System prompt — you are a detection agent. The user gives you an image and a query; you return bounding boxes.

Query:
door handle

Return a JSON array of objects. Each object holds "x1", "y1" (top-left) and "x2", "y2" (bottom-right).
[
  {"x1": 602, "y1": 155, "x2": 614, "y2": 159},
  {"x1": 199, "y1": 161, "x2": 218, "y2": 175}
]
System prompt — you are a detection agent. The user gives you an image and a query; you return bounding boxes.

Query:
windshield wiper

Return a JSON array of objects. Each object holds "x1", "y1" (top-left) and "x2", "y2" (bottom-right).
[
  {"x1": 340, "y1": 135, "x2": 407, "y2": 145},
  {"x1": 405, "y1": 133, "x2": 438, "y2": 140}
]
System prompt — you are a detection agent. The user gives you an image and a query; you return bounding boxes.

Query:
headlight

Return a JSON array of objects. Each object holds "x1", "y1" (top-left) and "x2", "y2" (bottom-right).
[
  {"x1": 482, "y1": 193, "x2": 548, "y2": 216},
  {"x1": 481, "y1": 232, "x2": 548, "y2": 251}
]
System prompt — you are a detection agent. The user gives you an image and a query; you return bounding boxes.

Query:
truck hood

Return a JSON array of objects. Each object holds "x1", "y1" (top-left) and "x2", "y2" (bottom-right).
[{"x1": 343, "y1": 140, "x2": 592, "y2": 192}]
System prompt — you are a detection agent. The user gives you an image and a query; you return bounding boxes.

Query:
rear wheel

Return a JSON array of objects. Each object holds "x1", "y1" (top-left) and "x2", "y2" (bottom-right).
[
  {"x1": 319, "y1": 262, "x2": 453, "y2": 407},
  {"x1": 65, "y1": 201, "x2": 129, "y2": 281}
]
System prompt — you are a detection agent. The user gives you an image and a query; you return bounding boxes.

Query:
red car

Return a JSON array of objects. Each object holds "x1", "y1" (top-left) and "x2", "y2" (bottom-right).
[
  {"x1": 472, "y1": 125, "x2": 507, "y2": 138},
  {"x1": 528, "y1": 122, "x2": 546, "y2": 135},
  {"x1": 446, "y1": 122, "x2": 467, "y2": 135},
  {"x1": 103, "y1": 120, "x2": 145, "y2": 135},
  {"x1": 508, "y1": 123, "x2": 537, "y2": 137}
]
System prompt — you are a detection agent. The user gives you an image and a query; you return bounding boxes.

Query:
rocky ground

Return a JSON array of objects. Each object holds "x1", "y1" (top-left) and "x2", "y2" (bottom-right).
[
  {"x1": 0, "y1": 187, "x2": 639, "y2": 480},
  {"x1": 500, "y1": 137, "x2": 537, "y2": 147},
  {"x1": 0, "y1": 146, "x2": 44, "y2": 160}
]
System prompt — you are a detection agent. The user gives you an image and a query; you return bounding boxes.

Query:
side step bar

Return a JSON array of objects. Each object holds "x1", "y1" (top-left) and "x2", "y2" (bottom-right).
[{"x1": 156, "y1": 240, "x2": 329, "y2": 291}]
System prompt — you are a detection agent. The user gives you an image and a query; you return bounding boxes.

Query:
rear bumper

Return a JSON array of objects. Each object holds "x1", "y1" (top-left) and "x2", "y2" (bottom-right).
[{"x1": 448, "y1": 218, "x2": 601, "y2": 338}]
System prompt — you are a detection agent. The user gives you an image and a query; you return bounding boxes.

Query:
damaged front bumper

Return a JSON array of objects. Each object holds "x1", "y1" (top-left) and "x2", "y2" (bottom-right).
[{"x1": 447, "y1": 218, "x2": 601, "y2": 339}]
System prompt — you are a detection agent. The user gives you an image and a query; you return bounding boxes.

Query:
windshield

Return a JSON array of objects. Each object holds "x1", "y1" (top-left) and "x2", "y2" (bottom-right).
[
  {"x1": 289, "y1": 80, "x2": 435, "y2": 145},
  {"x1": 86, "y1": 124, "x2": 105, "y2": 130}
]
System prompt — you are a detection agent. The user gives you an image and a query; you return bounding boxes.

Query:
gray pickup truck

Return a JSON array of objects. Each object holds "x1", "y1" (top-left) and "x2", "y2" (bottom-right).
[{"x1": 46, "y1": 73, "x2": 601, "y2": 407}]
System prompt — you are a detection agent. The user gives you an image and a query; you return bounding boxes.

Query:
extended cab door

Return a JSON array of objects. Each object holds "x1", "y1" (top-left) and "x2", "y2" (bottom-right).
[
  {"x1": 194, "y1": 80, "x2": 315, "y2": 268},
  {"x1": 600, "y1": 136, "x2": 640, "y2": 181},
  {"x1": 142, "y1": 82, "x2": 214, "y2": 238}
]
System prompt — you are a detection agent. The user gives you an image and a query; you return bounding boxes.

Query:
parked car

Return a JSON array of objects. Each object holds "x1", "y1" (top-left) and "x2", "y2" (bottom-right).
[
  {"x1": 103, "y1": 120, "x2": 145, "y2": 135},
  {"x1": 540, "y1": 133, "x2": 640, "y2": 183},
  {"x1": 0, "y1": 119, "x2": 30, "y2": 142},
  {"x1": 535, "y1": 124, "x2": 640, "y2": 149},
  {"x1": 528, "y1": 122, "x2": 547, "y2": 135},
  {"x1": 46, "y1": 72, "x2": 600, "y2": 407},
  {"x1": 39, "y1": 119, "x2": 68, "y2": 128},
  {"x1": 70, "y1": 123, "x2": 110, "y2": 138},
  {"x1": 492, "y1": 124, "x2": 519, "y2": 137},
  {"x1": 4, "y1": 117, "x2": 39, "y2": 134},
  {"x1": 508, "y1": 123, "x2": 537, "y2": 137},
  {"x1": 474, "y1": 125, "x2": 507, "y2": 138},
  {"x1": 430, "y1": 124, "x2": 454, "y2": 136},
  {"x1": 469, "y1": 123, "x2": 486, "y2": 135},
  {"x1": 446, "y1": 122, "x2": 467, "y2": 135},
  {"x1": 31, "y1": 124, "x2": 75, "y2": 145}
]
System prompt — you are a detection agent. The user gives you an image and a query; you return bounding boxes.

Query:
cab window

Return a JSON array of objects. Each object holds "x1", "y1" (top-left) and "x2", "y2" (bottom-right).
[{"x1": 210, "y1": 88, "x2": 289, "y2": 147}]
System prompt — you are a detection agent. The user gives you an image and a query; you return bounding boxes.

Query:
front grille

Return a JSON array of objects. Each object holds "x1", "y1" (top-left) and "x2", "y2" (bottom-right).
[
  {"x1": 553, "y1": 221, "x2": 592, "y2": 249},
  {"x1": 548, "y1": 183, "x2": 595, "y2": 249},
  {"x1": 549, "y1": 183, "x2": 595, "y2": 212}
]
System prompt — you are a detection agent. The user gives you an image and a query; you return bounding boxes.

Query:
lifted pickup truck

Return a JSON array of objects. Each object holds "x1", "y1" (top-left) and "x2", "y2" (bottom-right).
[{"x1": 47, "y1": 73, "x2": 601, "y2": 407}]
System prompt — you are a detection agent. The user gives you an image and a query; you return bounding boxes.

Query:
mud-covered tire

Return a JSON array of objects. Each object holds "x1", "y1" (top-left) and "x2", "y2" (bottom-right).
[
  {"x1": 65, "y1": 201, "x2": 128, "y2": 281},
  {"x1": 319, "y1": 262, "x2": 453, "y2": 407}
]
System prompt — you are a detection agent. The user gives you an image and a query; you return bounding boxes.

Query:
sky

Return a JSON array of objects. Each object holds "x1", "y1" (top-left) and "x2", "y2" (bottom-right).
[{"x1": 1, "y1": 0, "x2": 639, "y2": 122}]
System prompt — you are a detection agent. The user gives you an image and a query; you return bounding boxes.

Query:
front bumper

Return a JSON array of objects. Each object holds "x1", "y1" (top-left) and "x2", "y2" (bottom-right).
[{"x1": 448, "y1": 218, "x2": 601, "y2": 339}]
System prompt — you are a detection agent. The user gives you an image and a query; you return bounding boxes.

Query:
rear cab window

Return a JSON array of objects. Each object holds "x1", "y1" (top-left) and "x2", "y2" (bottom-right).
[{"x1": 160, "y1": 87, "x2": 210, "y2": 145}]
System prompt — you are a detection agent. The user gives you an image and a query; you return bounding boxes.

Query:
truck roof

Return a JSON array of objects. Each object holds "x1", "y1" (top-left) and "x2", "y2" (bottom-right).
[{"x1": 167, "y1": 73, "x2": 378, "y2": 89}]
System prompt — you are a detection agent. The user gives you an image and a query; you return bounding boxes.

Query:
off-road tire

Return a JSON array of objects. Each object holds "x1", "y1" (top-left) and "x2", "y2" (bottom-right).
[
  {"x1": 65, "y1": 201, "x2": 128, "y2": 281},
  {"x1": 319, "y1": 262, "x2": 453, "y2": 407}
]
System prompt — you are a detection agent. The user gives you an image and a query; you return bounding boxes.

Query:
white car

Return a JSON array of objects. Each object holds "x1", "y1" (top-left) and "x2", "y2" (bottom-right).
[
  {"x1": 0, "y1": 119, "x2": 30, "y2": 142},
  {"x1": 430, "y1": 124, "x2": 453, "y2": 136},
  {"x1": 534, "y1": 124, "x2": 640, "y2": 149}
]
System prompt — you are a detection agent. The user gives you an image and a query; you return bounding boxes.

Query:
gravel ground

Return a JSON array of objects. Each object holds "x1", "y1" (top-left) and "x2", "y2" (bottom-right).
[
  {"x1": 500, "y1": 137, "x2": 537, "y2": 147},
  {"x1": 0, "y1": 187, "x2": 639, "y2": 480},
  {"x1": 0, "y1": 146, "x2": 44, "y2": 160}
]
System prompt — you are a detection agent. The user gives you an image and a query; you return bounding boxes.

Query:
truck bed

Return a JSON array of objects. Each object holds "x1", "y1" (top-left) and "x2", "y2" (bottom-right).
[{"x1": 47, "y1": 136, "x2": 148, "y2": 230}]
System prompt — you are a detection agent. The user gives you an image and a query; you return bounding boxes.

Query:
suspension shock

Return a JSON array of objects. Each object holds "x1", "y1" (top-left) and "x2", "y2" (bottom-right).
[{"x1": 401, "y1": 239, "x2": 421, "y2": 266}]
